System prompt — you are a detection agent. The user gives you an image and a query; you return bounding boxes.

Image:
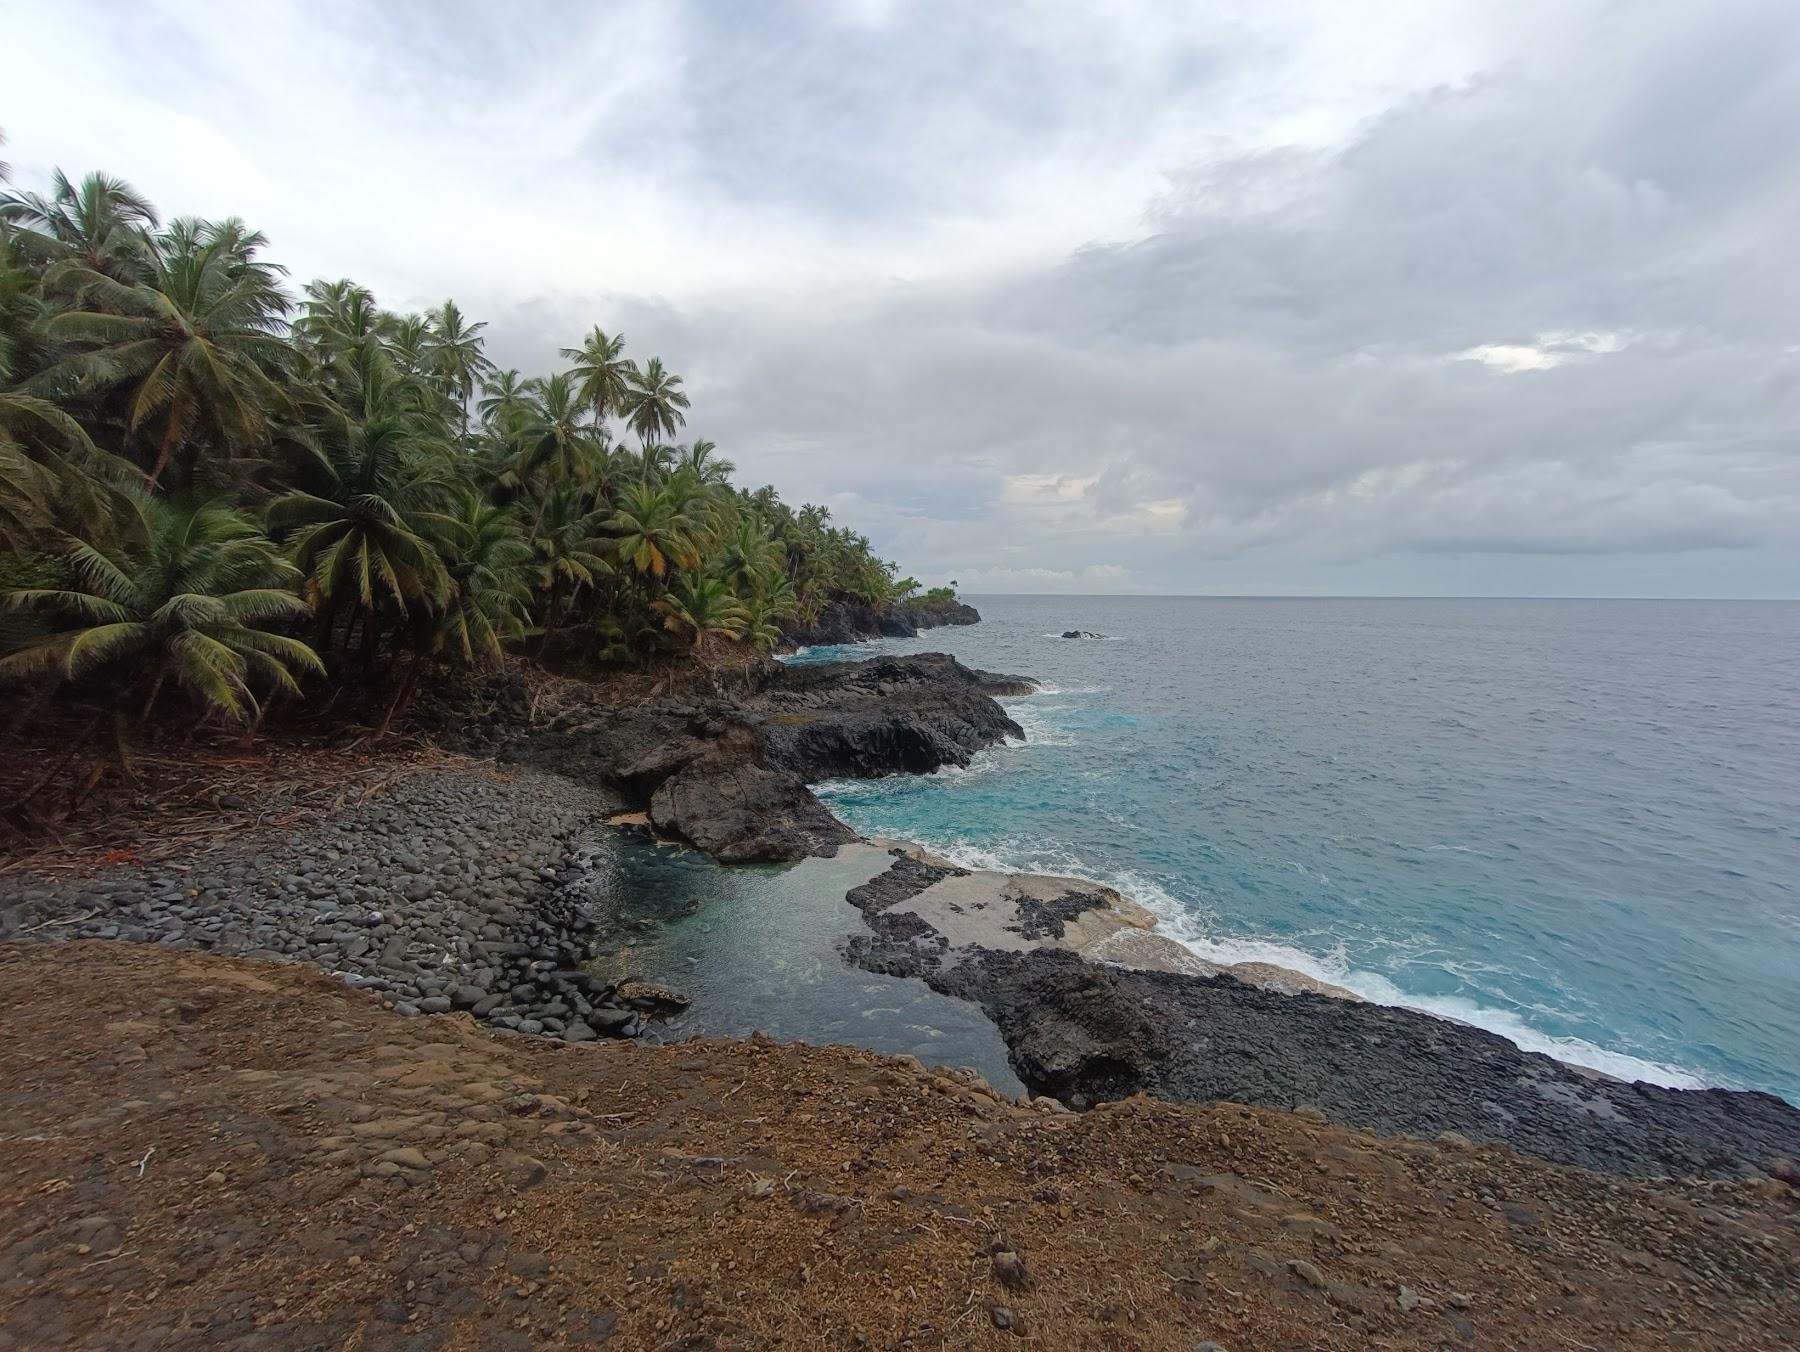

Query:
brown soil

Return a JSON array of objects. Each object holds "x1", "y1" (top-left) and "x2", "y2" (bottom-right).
[{"x1": 2, "y1": 943, "x2": 1794, "y2": 1351}]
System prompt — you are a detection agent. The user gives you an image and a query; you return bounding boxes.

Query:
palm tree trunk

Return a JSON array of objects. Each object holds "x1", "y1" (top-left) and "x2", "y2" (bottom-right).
[
  {"x1": 374, "y1": 652, "x2": 423, "y2": 740},
  {"x1": 314, "y1": 596, "x2": 339, "y2": 652},
  {"x1": 545, "y1": 580, "x2": 564, "y2": 637},
  {"x1": 147, "y1": 423, "x2": 181, "y2": 488},
  {"x1": 140, "y1": 658, "x2": 172, "y2": 721}
]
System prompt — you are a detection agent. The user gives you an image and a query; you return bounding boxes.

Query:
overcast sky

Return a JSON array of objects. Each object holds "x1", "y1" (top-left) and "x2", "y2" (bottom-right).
[{"x1": 6, "y1": 0, "x2": 1798, "y2": 596}]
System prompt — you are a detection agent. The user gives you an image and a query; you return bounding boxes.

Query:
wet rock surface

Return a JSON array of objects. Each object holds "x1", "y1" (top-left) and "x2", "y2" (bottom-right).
[
  {"x1": 648, "y1": 755, "x2": 859, "y2": 863},
  {"x1": 843, "y1": 856, "x2": 1800, "y2": 1179},
  {"x1": 510, "y1": 653, "x2": 1032, "y2": 861},
  {"x1": 757, "y1": 653, "x2": 1033, "y2": 779}
]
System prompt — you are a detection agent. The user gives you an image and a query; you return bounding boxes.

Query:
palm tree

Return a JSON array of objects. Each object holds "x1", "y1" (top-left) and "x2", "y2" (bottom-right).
[
  {"x1": 561, "y1": 326, "x2": 632, "y2": 424},
  {"x1": 1, "y1": 169, "x2": 158, "y2": 278},
  {"x1": 741, "y1": 584, "x2": 793, "y2": 650},
  {"x1": 635, "y1": 441, "x2": 678, "y2": 481},
  {"x1": 0, "y1": 495, "x2": 322, "y2": 723},
  {"x1": 385, "y1": 313, "x2": 433, "y2": 376},
  {"x1": 428, "y1": 300, "x2": 492, "y2": 424},
  {"x1": 653, "y1": 574, "x2": 747, "y2": 652},
  {"x1": 505, "y1": 372, "x2": 601, "y2": 536},
  {"x1": 679, "y1": 438, "x2": 734, "y2": 484},
  {"x1": 159, "y1": 217, "x2": 287, "y2": 292},
  {"x1": 0, "y1": 246, "x2": 140, "y2": 547},
  {"x1": 32, "y1": 232, "x2": 294, "y2": 485},
  {"x1": 619, "y1": 356, "x2": 689, "y2": 447},
  {"x1": 427, "y1": 494, "x2": 532, "y2": 666},
  {"x1": 0, "y1": 389, "x2": 137, "y2": 550},
  {"x1": 293, "y1": 278, "x2": 385, "y2": 362},
  {"x1": 477, "y1": 368, "x2": 530, "y2": 430},
  {"x1": 607, "y1": 481, "x2": 700, "y2": 580},
  {"x1": 268, "y1": 343, "x2": 454, "y2": 647},
  {"x1": 716, "y1": 516, "x2": 783, "y2": 600},
  {"x1": 531, "y1": 488, "x2": 612, "y2": 630}
]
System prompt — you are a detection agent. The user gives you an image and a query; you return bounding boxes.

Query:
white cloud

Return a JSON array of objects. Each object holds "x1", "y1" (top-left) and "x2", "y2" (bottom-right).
[
  {"x1": 1457, "y1": 331, "x2": 1636, "y2": 373},
  {"x1": 5, "y1": 0, "x2": 1798, "y2": 595}
]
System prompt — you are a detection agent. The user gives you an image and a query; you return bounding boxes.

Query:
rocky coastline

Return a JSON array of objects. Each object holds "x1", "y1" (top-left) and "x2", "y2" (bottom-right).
[
  {"x1": 839, "y1": 849, "x2": 1800, "y2": 1179},
  {"x1": 507, "y1": 651, "x2": 1034, "y2": 862},
  {"x1": 777, "y1": 592, "x2": 982, "y2": 649},
  {"x1": 4, "y1": 617, "x2": 1799, "y2": 1191},
  {"x1": 0, "y1": 650, "x2": 1031, "y2": 1044}
]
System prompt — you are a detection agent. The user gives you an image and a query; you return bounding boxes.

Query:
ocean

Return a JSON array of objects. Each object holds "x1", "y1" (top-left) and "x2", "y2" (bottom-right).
[{"x1": 795, "y1": 596, "x2": 1800, "y2": 1103}]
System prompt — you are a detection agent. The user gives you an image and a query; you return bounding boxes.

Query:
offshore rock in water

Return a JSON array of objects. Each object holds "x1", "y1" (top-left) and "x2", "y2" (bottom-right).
[{"x1": 1060, "y1": 630, "x2": 1107, "y2": 640}]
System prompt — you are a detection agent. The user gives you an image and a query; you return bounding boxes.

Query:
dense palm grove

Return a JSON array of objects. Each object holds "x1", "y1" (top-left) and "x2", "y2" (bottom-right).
[{"x1": 0, "y1": 147, "x2": 921, "y2": 730}]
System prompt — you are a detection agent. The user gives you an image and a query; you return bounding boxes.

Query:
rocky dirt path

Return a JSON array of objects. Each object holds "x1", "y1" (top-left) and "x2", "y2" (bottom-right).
[{"x1": 2, "y1": 943, "x2": 1795, "y2": 1350}]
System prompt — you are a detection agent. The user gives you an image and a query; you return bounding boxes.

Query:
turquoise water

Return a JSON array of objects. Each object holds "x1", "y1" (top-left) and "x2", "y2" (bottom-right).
[
  {"x1": 582, "y1": 836, "x2": 1023, "y2": 1093},
  {"x1": 799, "y1": 596, "x2": 1800, "y2": 1102}
]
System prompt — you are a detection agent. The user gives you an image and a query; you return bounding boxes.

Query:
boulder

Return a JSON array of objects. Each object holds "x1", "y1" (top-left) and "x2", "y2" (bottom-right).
[
  {"x1": 649, "y1": 757, "x2": 857, "y2": 863},
  {"x1": 616, "y1": 980, "x2": 692, "y2": 1015}
]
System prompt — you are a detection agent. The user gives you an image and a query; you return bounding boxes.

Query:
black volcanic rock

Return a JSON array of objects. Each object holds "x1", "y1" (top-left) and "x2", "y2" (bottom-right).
[
  {"x1": 780, "y1": 594, "x2": 981, "y2": 647},
  {"x1": 649, "y1": 755, "x2": 857, "y2": 863},
  {"x1": 893, "y1": 597, "x2": 982, "y2": 629},
  {"x1": 509, "y1": 654, "x2": 1033, "y2": 863},
  {"x1": 757, "y1": 654, "x2": 1031, "y2": 781},
  {"x1": 837, "y1": 852, "x2": 1800, "y2": 1178}
]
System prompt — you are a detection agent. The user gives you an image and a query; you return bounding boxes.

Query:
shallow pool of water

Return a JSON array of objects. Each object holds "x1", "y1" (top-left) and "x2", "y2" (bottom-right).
[{"x1": 579, "y1": 835, "x2": 1022, "y2": 1095}]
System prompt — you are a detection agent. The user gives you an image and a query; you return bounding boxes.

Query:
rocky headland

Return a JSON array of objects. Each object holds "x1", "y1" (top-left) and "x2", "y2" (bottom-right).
[
  {"x1": 508, "y1": 652, "x2": 1033, "y2": 863},
  {"x1": 778, "y1": 592, "x2": 982, "y2": 648},
  {"x1": 0, "y1": 651, "x2": 1032, "y2": 1045}
]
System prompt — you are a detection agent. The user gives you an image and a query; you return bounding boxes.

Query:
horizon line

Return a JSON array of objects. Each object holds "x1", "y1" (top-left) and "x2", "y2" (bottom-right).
[{"x1": 951, "y1": 592, "x2": 1800, "y2": 602}]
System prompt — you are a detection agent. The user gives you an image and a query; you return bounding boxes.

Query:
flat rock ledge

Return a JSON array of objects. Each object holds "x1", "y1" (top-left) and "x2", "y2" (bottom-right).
[{"x1": 841, "y1": 853, "x2": 1800, "y2": 1180}]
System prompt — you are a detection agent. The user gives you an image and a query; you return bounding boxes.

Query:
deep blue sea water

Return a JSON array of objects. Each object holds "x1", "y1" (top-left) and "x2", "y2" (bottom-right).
[{"x1": 794, "y1": 596, "x2": 1800, "y2": 1103}]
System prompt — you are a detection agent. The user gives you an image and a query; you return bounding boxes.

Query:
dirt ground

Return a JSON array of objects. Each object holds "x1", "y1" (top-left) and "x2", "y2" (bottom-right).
[{"x1": 1, "y1": 943, "x2": 1794, "y2": 1350}]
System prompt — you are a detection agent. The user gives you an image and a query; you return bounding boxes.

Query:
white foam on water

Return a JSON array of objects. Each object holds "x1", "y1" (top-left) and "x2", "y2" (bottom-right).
[
  {"x1": 1000, "y1": 701, "x2": 1077, "y2": 748},
  {"x1": 881, "y1": 830, "x2": 1714, "y2": 1091}
]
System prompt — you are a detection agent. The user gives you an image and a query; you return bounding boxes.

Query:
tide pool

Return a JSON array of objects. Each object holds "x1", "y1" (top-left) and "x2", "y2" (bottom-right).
[{"x1": 580, "y1": 835, "x2": 1022, "y2": 1094}]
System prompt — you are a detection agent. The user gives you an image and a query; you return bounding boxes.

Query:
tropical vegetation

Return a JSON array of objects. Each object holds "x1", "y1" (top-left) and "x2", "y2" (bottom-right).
[{"x1": 0, "y1": 141, "x2": 933, "y2": 731}]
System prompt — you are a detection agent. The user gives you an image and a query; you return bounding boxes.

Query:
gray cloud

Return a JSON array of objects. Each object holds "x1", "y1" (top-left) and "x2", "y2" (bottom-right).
[{"x1": 7, "y1": 0, "x2": 1798, "y2": 594}]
